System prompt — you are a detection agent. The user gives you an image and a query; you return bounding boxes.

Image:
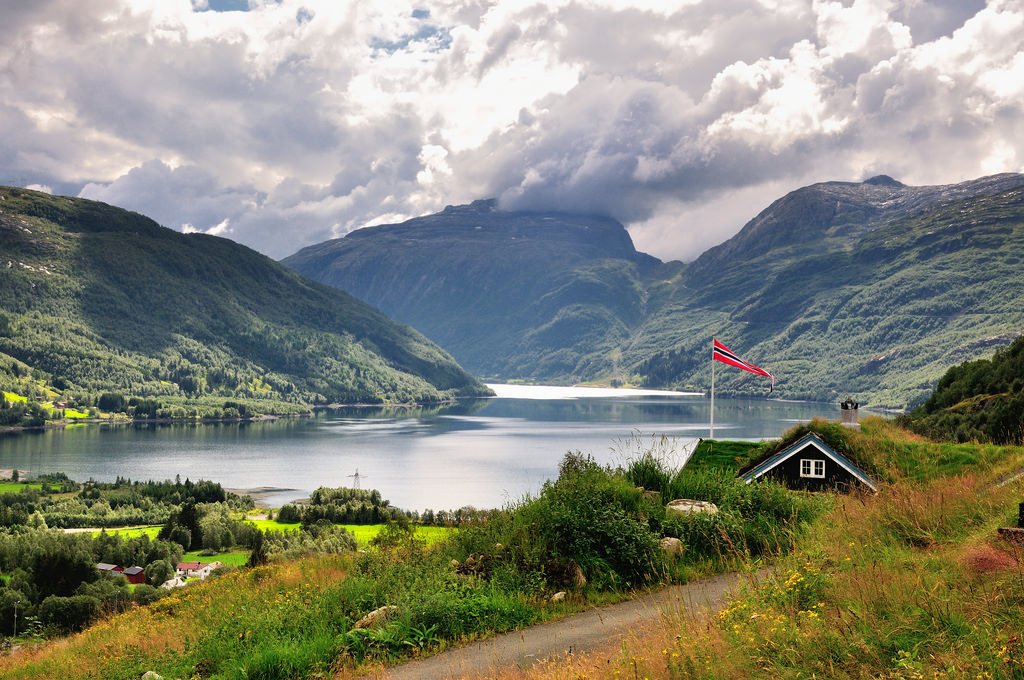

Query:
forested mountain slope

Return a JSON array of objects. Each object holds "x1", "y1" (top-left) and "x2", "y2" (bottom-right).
[
  {"x1": 632, "y1": 174, "x2": 1024, "y2": 406},
  {"x1": 287, "y1": 174, "x2": 1024, "y2": 407},
  {"x1": 285, "y1": 199, "x2": 670, "y2": 381},
  {"x1": 0, "y1": 187, "x2": 488, "y2": 408}
]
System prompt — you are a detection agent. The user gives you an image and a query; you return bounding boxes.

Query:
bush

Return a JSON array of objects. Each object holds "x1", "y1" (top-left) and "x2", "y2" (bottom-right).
[
  {"x1": 38, "y1": 594, "x2": 100, "y2": 632},
  {"x1": 457, "y1": 453, "x2": 664, "y2": 590},
  {"x1": 664, "y1": 467, "x2": 825, "y2": 559},
  {"x1": 132, "y1": 584, "x2": 162, "y2": 605}
]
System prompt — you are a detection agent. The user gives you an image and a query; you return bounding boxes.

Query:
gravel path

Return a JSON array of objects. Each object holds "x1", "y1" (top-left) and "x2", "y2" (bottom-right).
[{"x1": 377, "y1": 570, "x2": 760, "y2": 680}]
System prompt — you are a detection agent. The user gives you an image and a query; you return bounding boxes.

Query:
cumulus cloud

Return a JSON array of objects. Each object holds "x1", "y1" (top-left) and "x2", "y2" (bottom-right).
[{"x1": 0, "y1": 0, "x2": 1021, "y2": 261}]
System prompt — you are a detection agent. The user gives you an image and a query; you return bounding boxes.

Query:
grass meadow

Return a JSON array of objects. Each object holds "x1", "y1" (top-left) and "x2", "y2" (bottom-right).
[
  {"x1": 181, "y1": 548, "x2": 249, "y2": 567},
  {"x1": 245, "y1": 519, "x2": 452, "y2": 547},
  {"x1": 501, "y1": 418, "x2": 1024, "y2": 679},
  {"x1": 0, "y1": 482, "x2": 43, "y2": 494}
]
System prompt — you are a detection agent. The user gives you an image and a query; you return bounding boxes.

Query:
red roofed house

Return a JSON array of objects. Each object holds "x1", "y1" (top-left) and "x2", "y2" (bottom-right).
[{"x1": 176, "y1": 561, "x2": 220, "y2": 580}]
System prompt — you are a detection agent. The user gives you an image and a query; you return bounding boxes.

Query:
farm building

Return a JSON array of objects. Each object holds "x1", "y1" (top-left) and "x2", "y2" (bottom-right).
[
  {"x1": 96, "y1": 562, "x2": 146, "y2": 583},
  {"x1": 176, "y1": 561, "x2": 223, "y2": 580},
  {"x1": 740, "y1": 432, "x2": 877, "y2": 493},
  {"x1": 122, "y1": 565, "x2": 146, "y2": 584}
]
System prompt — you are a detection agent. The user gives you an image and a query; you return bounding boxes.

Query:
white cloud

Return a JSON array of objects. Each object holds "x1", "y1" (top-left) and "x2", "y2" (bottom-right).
[{"x1": 0, "y1": 0, "x2": 1020, "y2": 261}]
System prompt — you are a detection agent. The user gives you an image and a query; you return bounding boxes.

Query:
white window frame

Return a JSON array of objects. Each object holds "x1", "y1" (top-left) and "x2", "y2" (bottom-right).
[{"x1": 800, "y1": 459, "x2": 825, "y2": 478}]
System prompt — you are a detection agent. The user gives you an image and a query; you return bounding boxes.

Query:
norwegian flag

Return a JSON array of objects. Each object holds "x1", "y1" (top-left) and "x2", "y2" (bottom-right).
[{"x1": 712, "y1": 339, "x2": 775, "y2": 392}]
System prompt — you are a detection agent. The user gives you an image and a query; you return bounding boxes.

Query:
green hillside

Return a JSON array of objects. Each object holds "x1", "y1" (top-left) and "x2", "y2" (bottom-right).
[
  {"x1": 284, "y1": 199, "x2": 666, "y2": 382},
  {"x1": 903, "y1": 335, "x2": 1024, "y2": 444},
  {"x1": 0, "y1": 186, "x2": 488, "y2": 413},
  {"x1": 631, "y1": 174, "x2": 1024, "y2": 406},
  {"x1": 286, "y1": 174, "x2": 1024, "y2": 407}
]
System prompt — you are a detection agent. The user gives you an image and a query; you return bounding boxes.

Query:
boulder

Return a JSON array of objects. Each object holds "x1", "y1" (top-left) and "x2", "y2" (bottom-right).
[
  {"x1": 666, "y1": 499, "x2": 719, "y2": 517},
  {"x1": 550, "y1": 591, "x2": 566, "y2": 603},
  {"x1": 141, "y1": 673, "x2": 164, "y2": 680},
  {"x1": 660, "y1": 537, "x2": 684, "y2": 557},
  {"x1": 353, "y1": 605, "x2": 399, "y2": 630}
]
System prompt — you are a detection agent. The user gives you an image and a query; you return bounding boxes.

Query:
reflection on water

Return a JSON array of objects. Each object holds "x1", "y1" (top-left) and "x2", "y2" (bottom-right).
[{"x1": 0, "y1": 389, "x2": 840, "y2": 510}]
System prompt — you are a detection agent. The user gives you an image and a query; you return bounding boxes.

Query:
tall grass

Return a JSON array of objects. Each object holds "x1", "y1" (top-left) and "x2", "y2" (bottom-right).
[
  {"x1": 509, "y1": 425, "x2": 1024, "y2": 679},
  {"x1": 0, "y1": 436, "x2": 828, "y2": 678}
]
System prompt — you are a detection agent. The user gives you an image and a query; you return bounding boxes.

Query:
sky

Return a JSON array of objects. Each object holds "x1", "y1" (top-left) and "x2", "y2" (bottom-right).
[{"x1": 2, "y1": 0, "x2": 1022, "y2": 261}]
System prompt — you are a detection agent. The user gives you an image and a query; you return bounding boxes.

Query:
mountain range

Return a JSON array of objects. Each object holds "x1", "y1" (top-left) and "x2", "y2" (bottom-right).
[
  {"x1": 285, "y1": 173, "x2": 1024, "y2": 407},
  {"x1": 0, "y1": 186, "x2": 488, "y2": 408}
]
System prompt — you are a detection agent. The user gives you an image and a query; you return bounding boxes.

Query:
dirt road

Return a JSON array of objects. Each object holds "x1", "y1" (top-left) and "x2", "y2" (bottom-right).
[{"x1": 376, "y1": 570, "x2": 760, "y2": 680}]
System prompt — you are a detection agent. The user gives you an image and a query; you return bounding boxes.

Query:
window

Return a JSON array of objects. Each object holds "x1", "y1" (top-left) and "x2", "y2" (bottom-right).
[{"x1": 800, "y1": 459, "x2": 825, "y2": 478}]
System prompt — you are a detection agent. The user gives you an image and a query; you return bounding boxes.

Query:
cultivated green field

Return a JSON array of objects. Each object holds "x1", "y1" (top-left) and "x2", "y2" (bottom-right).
[
  {"x1": 245, "y1": 519, "x2": 452, "y2": 546},
  {"x1": 1, "y1": 391, "x2": 26, "y2": 404},
  {"x1": 181, "y1": 548, "x2": 249, "y2": 567},
  {"x1": 90, "y1": 525, "x2": 161, "y2": 539},
  {"x1": 0, "y1": 482, "x2": 42, "y2": 494},
  {"x1": 92, "y1": 520, "x2": 452, "y2": 549}
]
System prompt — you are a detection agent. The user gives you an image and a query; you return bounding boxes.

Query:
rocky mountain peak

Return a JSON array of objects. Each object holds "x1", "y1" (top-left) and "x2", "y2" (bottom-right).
[{"x1": 863, "y1": 175, "x2": 904, "y2": 187}]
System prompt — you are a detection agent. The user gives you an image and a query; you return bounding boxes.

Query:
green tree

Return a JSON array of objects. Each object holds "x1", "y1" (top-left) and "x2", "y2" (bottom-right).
[
  {"x1": 38, "y1": 595, "x2": 100, "y2": 633},
  {"x1": 144, "y1": 559, "x2": 175, "y2": 587},
  {"x1": 0, "y1": 587, "x2": 28, "y2": 636}
]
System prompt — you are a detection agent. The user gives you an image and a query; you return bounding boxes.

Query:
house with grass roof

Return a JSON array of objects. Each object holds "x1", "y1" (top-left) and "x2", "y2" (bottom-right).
[{"x1": 740, "y1": 432, "x2": 877, "y2": 493}]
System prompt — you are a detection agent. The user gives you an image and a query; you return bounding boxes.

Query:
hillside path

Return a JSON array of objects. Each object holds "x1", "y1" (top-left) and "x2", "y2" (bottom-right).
[{"x1": 375, "y1": 570, "x2": 762, "y2": 680}]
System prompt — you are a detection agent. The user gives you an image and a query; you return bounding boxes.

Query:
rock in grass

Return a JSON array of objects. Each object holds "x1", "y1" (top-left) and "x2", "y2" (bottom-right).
[
  {"x1": 141, "y1": 672, "x2": 164, "y2": 680},
  {"x1": 353, "y1": 605, "x2": 399, "y2": 629},
  {"x1": 551, "y1": 591, "x2": 566, "y2": 603},
  {"x1": 666, "y1": 499, "x2": 718, "y2": 517},
  {"x1": 660, "y1": 537, "x2": 684, "y2": 557}
]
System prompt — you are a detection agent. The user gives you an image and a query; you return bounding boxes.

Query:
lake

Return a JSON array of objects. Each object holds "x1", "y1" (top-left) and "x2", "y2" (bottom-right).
[{"x1": 0, "y1": 385, "x2": 842, "y2": 510}]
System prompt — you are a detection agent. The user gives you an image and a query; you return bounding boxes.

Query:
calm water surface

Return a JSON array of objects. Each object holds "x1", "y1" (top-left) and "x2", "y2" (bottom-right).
[{"x1": 0, "y1": 385, "x2": 840, "y2": 510}]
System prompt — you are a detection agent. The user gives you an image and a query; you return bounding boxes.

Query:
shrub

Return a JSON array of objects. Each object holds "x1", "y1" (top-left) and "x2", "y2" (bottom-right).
[
  {"x1": 38, "y1": 594, "x2": 100, "y2": 632},
  {"x1": 664, "y1": 467, "x2": 825, "y2": 559},
  {"x1": 457, "y1": 453, "x2": 664, "y2": 590},
  {"x1": 132, "y1": 584, "x2": 162, "y2": 605}
]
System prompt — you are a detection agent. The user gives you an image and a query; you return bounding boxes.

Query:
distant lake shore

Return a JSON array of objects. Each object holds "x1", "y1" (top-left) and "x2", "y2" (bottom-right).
[{"x1": 0, "y1": 389, "x2": 841, "y2": 511}]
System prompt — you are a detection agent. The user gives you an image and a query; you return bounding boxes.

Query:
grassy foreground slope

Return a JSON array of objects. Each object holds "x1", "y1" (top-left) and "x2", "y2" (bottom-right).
[
  {"x1": 0, "y1": 442, "x2": 824, "y2": 678},
  {"x1": 3, "y1": 421, "x2": 1021, "y2": 678},
  {"x1": 511, "y1": 419, "x2": 1024, "y2": 679},
  {"x1": 0, "y1": 186, "x2": 488, "y2": 408}
]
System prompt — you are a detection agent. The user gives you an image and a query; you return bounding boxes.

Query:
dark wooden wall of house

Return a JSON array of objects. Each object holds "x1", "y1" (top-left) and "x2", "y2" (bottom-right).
[{"x1": 760, "y1": 444, "x2": 860, "y2": 492}]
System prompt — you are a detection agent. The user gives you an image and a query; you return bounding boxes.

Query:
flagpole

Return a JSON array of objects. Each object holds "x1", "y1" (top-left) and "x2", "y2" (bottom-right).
[{"x1": 710, "y1": 338, "x2": 715, "y2": 440}]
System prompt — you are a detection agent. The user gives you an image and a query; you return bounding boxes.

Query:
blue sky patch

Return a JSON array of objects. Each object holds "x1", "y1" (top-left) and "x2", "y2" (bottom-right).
[{"x1": 371, "y1": 25, "x2": 452, "y2": 55}]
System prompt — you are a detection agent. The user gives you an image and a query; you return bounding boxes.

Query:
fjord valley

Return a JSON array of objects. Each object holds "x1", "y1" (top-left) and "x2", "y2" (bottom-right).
[
  {"x1": 287, "y1": 173, "x2": 1024, "y2": 408},
  {"x1": 0, "y1": 186, "x2": 488, "y2": 422},
  {"x1": 284, "y1": 199, "x2": 665, "y2": 384}
]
